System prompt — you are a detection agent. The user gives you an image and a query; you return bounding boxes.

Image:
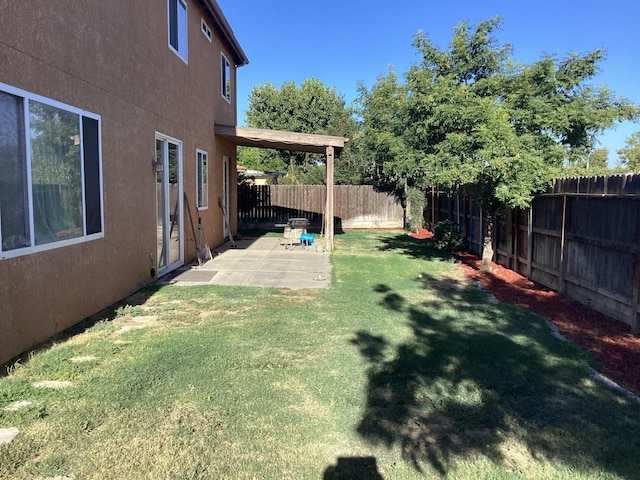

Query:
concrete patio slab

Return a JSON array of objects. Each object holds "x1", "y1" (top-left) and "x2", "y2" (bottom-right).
[{"x1": 160, "y1": 236, "x2": 331, "y2": 289}]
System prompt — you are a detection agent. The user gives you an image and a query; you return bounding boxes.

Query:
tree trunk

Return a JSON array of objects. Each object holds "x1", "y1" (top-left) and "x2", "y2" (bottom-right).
[
  {"x1": 481, "y1": 212, "x2": 495, "y2": 272},
  {"x1": 404, "y1": 180, "x2": 412, "y2": 231}
]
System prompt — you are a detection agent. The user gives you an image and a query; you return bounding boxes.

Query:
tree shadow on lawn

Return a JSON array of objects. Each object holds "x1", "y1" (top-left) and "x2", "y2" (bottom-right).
[
  {"x1": 376, "y1": 233, "x2": 450, "y2": 262},
  {"x1": 352, "y1": 274, "x2": 640, "y2": 477}
]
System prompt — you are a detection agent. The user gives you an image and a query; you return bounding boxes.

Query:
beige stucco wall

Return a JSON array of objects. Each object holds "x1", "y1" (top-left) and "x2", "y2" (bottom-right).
[{"x1": 0, "y1": 0, "x2": 243, "y2": 364}]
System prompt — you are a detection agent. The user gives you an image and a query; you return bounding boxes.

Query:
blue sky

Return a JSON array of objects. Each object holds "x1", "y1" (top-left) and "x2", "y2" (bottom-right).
[{"x1": 218, "y1": 0, "x2": 639, "y2": 166}]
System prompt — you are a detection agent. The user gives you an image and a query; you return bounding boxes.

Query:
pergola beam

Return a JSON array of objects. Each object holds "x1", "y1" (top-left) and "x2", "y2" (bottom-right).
[{"x1": 215, "y1": 125, "x2": 345, "y2": 154}]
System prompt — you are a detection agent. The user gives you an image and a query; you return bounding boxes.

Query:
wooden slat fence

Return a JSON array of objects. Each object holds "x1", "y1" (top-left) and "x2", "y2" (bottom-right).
[
  {"x1": 425, "y1": 174, "x2": 640, "y2": 332},
  {"x1": 238, "y1": 184, "x2": 403, "y2": 229}
]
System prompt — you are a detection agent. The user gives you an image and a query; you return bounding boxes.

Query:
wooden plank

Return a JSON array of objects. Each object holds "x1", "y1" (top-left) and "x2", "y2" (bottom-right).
[
  {"x1": 564, "y1": 233, "x2": 637, "y2": 253},
  {"x1": 215, "y1": 125, "x2": 346, "y2": 154},
  {"x1": 531, "y1": 260, "x2": 560, "y2": 277},
  {"x1": 532, "y1": 227, "x2": 562, "y2": 238},
  {"x1": 632, "y1": 228, "x2": 640, "y2": 334},
  {"x1": 506, "y1": 207, "x2": 513, "y2": 269},
  {"x1": 565, "y1": 273, "x2": 634, "y2": 306},
  {"x1": 559, "y1": 195, "x2": 567, "y2": 294},
  {"x1": 238, "y1": 185, "x2": 404, "y2": 228},
  {"x1": 430, "y1": 186, "x2": 436, "y2": 228}
]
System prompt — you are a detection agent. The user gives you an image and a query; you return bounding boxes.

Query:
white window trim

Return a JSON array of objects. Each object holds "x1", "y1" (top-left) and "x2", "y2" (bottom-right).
[
  {"x1": 221, "y1": 52, "x2": 231, "y2": 104},
  {"x1": 201, "y1": 19, "x2": 212, "y2": 42},
  {"x1": 168, "y1": 0, "x2": 188, "y2": 64},
  {"x1": 196, "y1": 149, "x2": 209, "y2": 210},
  {"x1": 0, "y1": 82, "x2": 104, "y2": 261}
]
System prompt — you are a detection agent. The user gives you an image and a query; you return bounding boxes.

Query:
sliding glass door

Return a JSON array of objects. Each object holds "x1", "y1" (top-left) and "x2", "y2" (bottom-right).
[{"x1": 156, "y1": 133, "x2": 183, "y2": 275}]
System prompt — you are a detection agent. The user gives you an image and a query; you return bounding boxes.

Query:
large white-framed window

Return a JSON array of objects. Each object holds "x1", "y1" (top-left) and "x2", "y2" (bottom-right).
[
  {"x1": 168, "y1": 0, "x2": 188, "y2": 63},
  {"x1": 0, "y1": 82, "x2": 103, "y2": 259},
  {"x1": 221, "y1": 53, "x2": 231, "y2": 103},
  {"x1": 196, "y1": 149, "x2": 208, "y2": 209}
]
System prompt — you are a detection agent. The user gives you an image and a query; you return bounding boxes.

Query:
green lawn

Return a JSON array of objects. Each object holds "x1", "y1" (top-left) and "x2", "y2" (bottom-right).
[{"x1": 1, "y1": 230, "x2": 639, "y2": 479}]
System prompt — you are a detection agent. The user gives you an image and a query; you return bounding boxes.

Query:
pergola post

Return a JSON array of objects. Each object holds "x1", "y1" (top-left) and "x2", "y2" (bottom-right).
[{"x1": 325, "y1": 146, "x2": 335, "y2": 251}]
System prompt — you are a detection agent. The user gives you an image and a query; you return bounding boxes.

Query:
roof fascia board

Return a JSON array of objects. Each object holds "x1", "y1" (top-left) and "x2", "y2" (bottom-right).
[{"x1": 201, "y1": 0, "x2": 249, "y2": 66}]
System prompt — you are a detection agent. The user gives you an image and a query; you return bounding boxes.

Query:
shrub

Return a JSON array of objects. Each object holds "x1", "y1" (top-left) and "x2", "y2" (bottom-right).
[{"x1": 433, "y1": 220, "x2": 464, "y2": 251}]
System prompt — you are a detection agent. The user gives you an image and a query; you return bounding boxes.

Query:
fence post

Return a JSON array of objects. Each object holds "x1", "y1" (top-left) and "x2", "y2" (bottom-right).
[
  {"x1": 506, "y1": 207, "x2": 513, "y2": 269},
  {"x1": 527, "y1": 206, "x2": 533, "y2": 279},
  {"x1": 632, "y1": 230, "x2": 640, "y2": 334},
  {"x1": 431, "y1": 186, "x2": 436, "y2": 229},
  {"x1": 463, "y1": 194, "x2": 469, "y2": 240},
  {"x1": 479, "y1": 206, "x2": 483, "y2": 258},
  {"x1": 558, "y1": 195, "x2": 568, "y2": 294}
]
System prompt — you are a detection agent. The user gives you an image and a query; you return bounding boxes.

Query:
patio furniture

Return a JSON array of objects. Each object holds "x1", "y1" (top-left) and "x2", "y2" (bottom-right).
[{"x1": 277, "y1": 217, "x2": 310, "y2": 249}]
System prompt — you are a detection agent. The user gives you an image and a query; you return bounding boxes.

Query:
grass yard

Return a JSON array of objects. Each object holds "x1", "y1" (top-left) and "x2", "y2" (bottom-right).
[{"x1": 1, "y1": 230, "x2": 639, "y2": 479}]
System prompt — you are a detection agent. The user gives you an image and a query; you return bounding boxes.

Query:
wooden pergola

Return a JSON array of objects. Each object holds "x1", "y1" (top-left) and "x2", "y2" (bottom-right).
[{"x1": 215, "y1": 125, "x2": 348, "y2": 251}]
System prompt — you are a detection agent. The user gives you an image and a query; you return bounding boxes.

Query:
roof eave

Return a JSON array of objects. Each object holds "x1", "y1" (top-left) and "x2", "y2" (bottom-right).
[{"x1": 202, "y1": 0, "x2": 249, "y2": 67}]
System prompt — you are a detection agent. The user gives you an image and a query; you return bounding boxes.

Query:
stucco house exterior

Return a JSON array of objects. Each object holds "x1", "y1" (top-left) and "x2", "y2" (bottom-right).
[{"x1": 0, "y1": 0, "x2": 248, "y2": 365}]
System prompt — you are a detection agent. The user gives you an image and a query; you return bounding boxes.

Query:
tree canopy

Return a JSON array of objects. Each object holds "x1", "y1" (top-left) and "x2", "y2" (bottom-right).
[
  {"x1": 618, "y1": 131, "x2": 640, "y2": 172},
  {"x1": 240, "y1": 78, "x2": 365, "y2": 184},
  {"x1": 358, "y1": 17, "x2": 639, "y2": 267},
  {"x1": 360, "y1": 17, "x2": 638, "y2": 208},
  {"x1": 558, "y1": 148, "x2": 615, "y2": 178}
]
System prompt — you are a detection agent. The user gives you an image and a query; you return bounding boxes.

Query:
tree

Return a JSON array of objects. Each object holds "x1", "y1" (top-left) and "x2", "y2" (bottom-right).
[
  {"x1": 360, "y1": 17, "x2": 639, "y2": 269},
  {"x1": 618, "y1": 132, "x2": 640, "y2": 171},
  {"x1": 588, "y1": 148, "x2": 609, "y2": 170},
  {"x1": 242, "y1": 78, "x2": 365, "y2": 184},
  {"x1": 559, "y1": 148, "x2": 611, "y2": 177}
]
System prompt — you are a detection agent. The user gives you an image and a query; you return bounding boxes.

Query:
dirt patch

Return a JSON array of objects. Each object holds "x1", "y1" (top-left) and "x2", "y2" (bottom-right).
[
  {"x1": 410, "y1": 228, "x2": 434, "y2": 240},
  {"x1": 410, "y1": 228, "x2": 640, "y2": 396}
]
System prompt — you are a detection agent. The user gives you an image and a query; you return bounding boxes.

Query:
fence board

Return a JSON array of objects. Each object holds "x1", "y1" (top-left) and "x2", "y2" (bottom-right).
[
  {"x1": 237, "y1": 184, "x2": 403, "y2": 229},
  {"x1": 425, "y1": 174, "x2": 640, "y2": 329}
]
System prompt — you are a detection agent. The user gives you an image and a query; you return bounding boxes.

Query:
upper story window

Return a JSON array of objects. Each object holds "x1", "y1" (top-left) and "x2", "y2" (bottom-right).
[
  {"x1": 221, "y1": 53, "x2": 231, "y2": 103},
  {"x1": 0, "y1": 83, "x2": 103, "y2": 259},
  {"x1": 201, "y1": 19, "x2": 212, "y2": 42},
  {"x1": 168, "y1": 0, "x2": 188, "y2": 62}
]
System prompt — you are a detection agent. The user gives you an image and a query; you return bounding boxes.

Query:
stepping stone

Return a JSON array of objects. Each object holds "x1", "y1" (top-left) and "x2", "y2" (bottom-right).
[
  {"x1": 0, "y1": 427, "x2": 19, "y2": 445},
  {"x1": 113, "y1": 340, "x2": 132, "y2": 345},
  {"x1": 69, "y1": 355, "x2": 98, "y2": 363},
  {"x1": 131, "y1": 315, "x2": 157, "y2": 323},
  {"x1": 487, "y1": 293, "x2": 500, "y2": 304},
  {"x1": 116, "y1": 325, "x2": 147, "y2": 334},
  {"x1": 32, "y1": 380, "x2": 73, "y2": 389},
  {"x1": 3, "y1": 400, "x2": 35, "y2": 412}
]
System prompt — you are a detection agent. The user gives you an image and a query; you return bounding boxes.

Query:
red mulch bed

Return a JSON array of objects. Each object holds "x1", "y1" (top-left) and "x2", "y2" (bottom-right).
[{"x1": 410, "y1": 228, "x2": 640, "y2": 395}]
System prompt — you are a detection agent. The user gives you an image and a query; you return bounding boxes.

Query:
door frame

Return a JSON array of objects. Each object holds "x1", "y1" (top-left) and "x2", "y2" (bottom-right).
[
  {"x1": 222, "y1": 155, "x2": 230, "y2": 239},
  {"x1": 155, "y1": 132, "x2": 184, "y2": 276}
]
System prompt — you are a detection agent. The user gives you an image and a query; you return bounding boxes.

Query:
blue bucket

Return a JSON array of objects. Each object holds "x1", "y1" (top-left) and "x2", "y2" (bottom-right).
[{"x1": 300, "y1": 232, "x2": 315, "y2": 245}]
